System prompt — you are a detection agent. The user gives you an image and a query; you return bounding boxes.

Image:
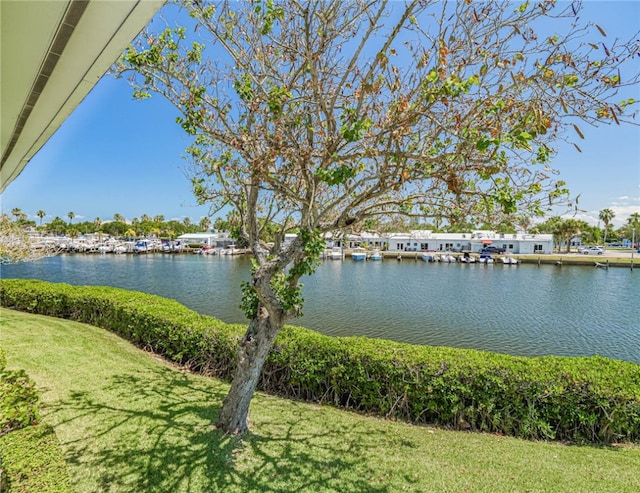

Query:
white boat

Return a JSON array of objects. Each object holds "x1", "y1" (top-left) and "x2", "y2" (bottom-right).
[
  {"x1": 459, "y1": 252, "x2": 476, "y2": 263},
  {"x1": 351, "y1": 248, "x2": 367, "y2": 261},
  {"x1": 326, "y1": 249, "x2": 343, "y2": 260},
  {"x1": 369, "y1": 250, "x2": 383, "y2": 261},
  {"x1": 502, "y1": 256, "x2": 519, "y2": 265},
  {"x1": 199, "y1": 245, "x2": 217, "y2": 255},
  {"x1": 421, "y1": 252, "x2": 436, "y2": 262},
  {"x1": 440, "y1": 253, "x2": 456, "y2": 263},
  {"x1": 222, "y1": 246, "x2": 243, "y2": 255},
  {"x1": 97, "y1": 244, "x2": 112, "y2": 254},
  {"x1": 478, "y1": 253, "x2": 494, "y2": 264}
]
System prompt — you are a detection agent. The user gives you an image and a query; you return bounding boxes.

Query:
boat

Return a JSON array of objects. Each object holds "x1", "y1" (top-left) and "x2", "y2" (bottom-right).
[
  {"x1": 459, "y1": 252, "x2": 476, "y2": 263},
  {"x1": 440, "y1": 252, "x2": 456, "y2": 263},
  {"x1": 114, "y1": 244, "x2": 128, "y2": 254},
  {"x1": 327, "y1": 248, "x2": 344, "y2": 260},
  {"x1": 199, "y1": 245, "x2": 217, "y2": 255},
  {"x1": 97, "y1": 244, "x2": 112, "y2": 254},
  {"x1": 369, "y1": 250, "x2": 383, "y2": 261},
  {"x1": 133, "y1": 240, "x2": 151, "y2": 253},
  {"x1": 421, "y1": 252, "x2": 436, "y2": 262},
  {"x1": 501, "y1": 256, "x2": 519, "y2": 265},
  {"x1": 221, "y1": 246, "x2": 243, "y2": 255},
  {"x1": 478, "y1": 253, "x2": 494, "y2": 264},
  {"x1": 351, "y1": 248, "x2": 367, "y2": 261}
]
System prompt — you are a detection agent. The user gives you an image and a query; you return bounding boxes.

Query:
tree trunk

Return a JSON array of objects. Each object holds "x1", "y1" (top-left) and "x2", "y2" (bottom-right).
[{"x1": 216, "y1": 307, "x2": 282, "y2": 434}]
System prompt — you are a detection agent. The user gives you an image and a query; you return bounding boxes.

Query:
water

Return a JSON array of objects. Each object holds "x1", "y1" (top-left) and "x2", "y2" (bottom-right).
[{"x1": 1, "y1": 254, "x2": 638, "y2": 364}]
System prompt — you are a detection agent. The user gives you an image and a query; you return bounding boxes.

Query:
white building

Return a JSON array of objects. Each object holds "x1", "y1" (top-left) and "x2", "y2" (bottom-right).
[
  {"x1": 176, "y1": 229, "x2": 554, "y2": 254},
  {"x1": 329, "y1": 231, "x2": 386, "y2": 249},
  {"x1": 176, "y1": 232, "x2": 235, "y2": 248},
  {"x1": 383, "y1": 230, "x2": 553, "y2": 254}
]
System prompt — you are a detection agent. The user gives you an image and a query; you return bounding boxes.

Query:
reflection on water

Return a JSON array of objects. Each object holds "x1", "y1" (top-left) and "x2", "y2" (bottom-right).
[{"x1": 2, "y1": 254, "x2": 638, "y2": 364}]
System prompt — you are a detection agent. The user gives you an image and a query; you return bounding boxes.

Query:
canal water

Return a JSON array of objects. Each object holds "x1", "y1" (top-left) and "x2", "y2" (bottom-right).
[{"x1": 1, "y1": 254, "x2": 638, "y2": 364}]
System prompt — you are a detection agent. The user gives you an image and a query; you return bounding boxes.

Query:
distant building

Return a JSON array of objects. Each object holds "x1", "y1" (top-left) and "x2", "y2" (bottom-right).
[
  {"x1": 328, "y1": 231, "x2": 386, "y2": 249},
  {"x1": 383, "y1": 230, "x2": 553, "y2": 254},
  {"x1": 181, "y1": 229, "x2": 555, "y2": 254},
  {"x1": 176, "y1": 232, "x2": 235, "y2": 248}
]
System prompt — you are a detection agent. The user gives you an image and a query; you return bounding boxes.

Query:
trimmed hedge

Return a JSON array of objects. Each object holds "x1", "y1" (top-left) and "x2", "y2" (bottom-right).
[{"x1": 1, "y1": 278, "x2": 639, "y2": 444}]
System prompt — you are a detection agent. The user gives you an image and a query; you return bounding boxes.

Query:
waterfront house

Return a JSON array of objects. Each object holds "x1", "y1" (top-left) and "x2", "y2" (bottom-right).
[
  {"x1": 468, "y1": 231, "x2": 553, "y2": 254},
  {"x1": 329, "y1": 231, "x2": 386, "y2": 250},
  {"x1": 386, "y1": 230, "x2": 468, "y2": 253},
  {"x1": 385, "y1": 230, "x2": 553, "y2": 254},
  {"x1": 175, "y1": 229, "x2": 553, "y2": 255},
  {"x1": 176, "y1": 232, "x2": 235, "y2": 248}
]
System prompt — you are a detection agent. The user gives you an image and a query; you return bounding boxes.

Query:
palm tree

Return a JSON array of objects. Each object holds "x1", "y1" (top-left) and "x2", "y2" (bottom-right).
[
  {"x1": 67, "y1": 211, "x2": 75, "y2": 225},
  {"x1": 627, "y1": 213, "x2": 640, "y2": 248},
  {"x1": 140, "y1": 214, "x2": 152, "y2": 223},
  {"x1": 113, "y1": 213, "x2": 126, "y2": 223},
  {"x1": 199, "y1": 216, "x2": 211, "y2": 231},
  {"x1": 93, "y1": 217, "x2": 102, "y2": 233},
  {"x1": 36, "y1": 209, "x2": 46, "y2": 226},
  {"x1": 598, "y1": 208, "x2": 615, "y2": 247},
  {"x1": 153, "y1": 215, "x2": 165, "y2": 224},
  {"x1": 516, "y1": 215, "x2": 532, "y2": 234},
  {"x1": 10, "y1": 208, "x2": 26, "y2": 221}
]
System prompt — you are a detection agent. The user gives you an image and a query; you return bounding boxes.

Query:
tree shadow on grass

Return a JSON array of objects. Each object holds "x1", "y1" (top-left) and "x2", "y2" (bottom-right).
[{"x1": 46, "y1": 366, "x2": 393, "y2": 493}]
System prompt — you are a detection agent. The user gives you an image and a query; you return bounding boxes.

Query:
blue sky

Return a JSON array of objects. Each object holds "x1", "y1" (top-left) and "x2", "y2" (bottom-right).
[{"x1": 1, "y1": 1, "x2": 639, "y2": 229}]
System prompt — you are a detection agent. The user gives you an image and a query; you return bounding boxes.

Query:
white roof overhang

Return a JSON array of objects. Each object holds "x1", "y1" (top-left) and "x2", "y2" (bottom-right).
[{"x1": 1, "y1": 0, "x2": 164, "y2": 192}]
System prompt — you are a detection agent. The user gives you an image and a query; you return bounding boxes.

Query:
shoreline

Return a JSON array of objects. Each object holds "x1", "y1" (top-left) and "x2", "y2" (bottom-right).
[
  {"x1": 361, "y1": 250, "x2": 639, "y2": 268},
  {"x1": 43, "y1": 247, "x2": 639, "y2": 268}
]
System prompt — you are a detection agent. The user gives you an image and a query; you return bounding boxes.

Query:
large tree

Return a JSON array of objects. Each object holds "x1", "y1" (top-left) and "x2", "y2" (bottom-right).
[
  {"x1": 36, "y1": 210, "x2": 46, "y2": 226},
  {"x1": 10, "y1": 208, "x2": 26, "y2": 222},
  {"x1": 93, "y1": 217, "x2": 103, "y2": 233},
  {"x1": 199, "y1": 216, "x2": 211, "y2": 231},
  {"x1": 624, "y1": 212, "x2": 640, "y2": 246},
  {"x1": 598, "y1": 208, "x2": 615, "y2": 246},
  {"x1": 118, "y1": 0, "x2": 639, "y2": 433}
]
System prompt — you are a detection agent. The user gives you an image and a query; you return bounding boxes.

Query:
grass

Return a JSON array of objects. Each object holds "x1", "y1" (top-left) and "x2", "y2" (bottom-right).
[
  {"x1": 1, "y1": 307, "x2": 639, "y2": 493},
  {"x1": 0, "y1": 423, "x2": 71, "y2": 493}
]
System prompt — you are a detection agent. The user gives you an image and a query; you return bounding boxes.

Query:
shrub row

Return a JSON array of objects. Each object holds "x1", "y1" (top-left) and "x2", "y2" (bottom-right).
[{"x1": 1, "y1": 278, "x2": 639, "y2": 444}]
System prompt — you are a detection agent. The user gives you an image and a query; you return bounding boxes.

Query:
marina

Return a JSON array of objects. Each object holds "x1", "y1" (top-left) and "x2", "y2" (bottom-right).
[
  {"x1": 2, "y1": 253, "x2": 638, "y2": 365},
  {"x1": 24, "y1": 233, "x2": 638, "y2": 268}
]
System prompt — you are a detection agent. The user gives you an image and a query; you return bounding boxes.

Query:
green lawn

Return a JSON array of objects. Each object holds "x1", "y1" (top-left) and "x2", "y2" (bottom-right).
[{"x1": 1, "y1": 307, "x2": 639, "y2": 492}]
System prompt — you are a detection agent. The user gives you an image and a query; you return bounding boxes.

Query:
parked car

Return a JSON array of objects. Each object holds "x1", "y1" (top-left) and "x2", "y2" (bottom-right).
[
  {"x1": 481, "y1": 246, "x2": 506, "y2": 254},
  {"x1": 578, "y1": 246, "x2": 604, "y2": 255}
]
